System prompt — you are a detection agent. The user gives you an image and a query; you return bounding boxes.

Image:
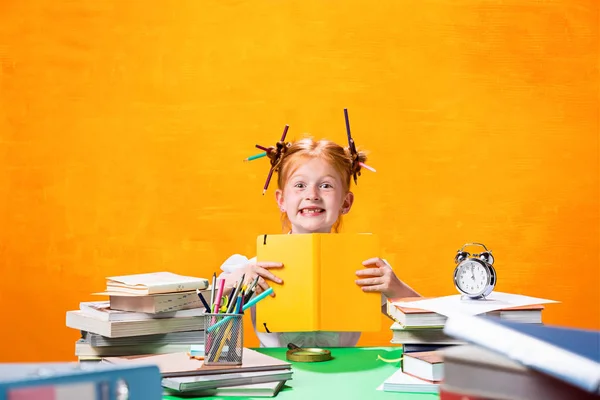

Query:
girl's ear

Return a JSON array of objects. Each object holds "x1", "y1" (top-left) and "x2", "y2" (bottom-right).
[
  {"x1": 275, "y1": 189, "x2": 285, "y2": 212},
  {"x1": 341, "y1": 191, "x2": 355, "y2": 214}
]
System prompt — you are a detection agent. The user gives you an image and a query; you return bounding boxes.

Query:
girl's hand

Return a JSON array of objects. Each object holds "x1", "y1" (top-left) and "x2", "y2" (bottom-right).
[
  {"x1": 355, "y1": 257, "x2": 406, "y2": 298},
  {"x1": 228, "y1": 261, "x2": 284, "y2": 297}
]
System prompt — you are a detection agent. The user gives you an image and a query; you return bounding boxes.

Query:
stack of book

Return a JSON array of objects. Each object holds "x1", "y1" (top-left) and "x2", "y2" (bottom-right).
[
  {"x1": 66, "y1": 272, "x2": 211, "y2": 361},
  {"x1": 103, "y1": 348, "x2": 293, "y2": 397},
  {"x1": 440, "y1": 314, "x2": 600, "y2": 400},
  {"x1": 380, "y1": 350, "x2": 443, "y2": 393},
  {"x1": 386, "y1": 296, "x2": 545, "y2": 354},
  {"x1": 380, "y1": 293, "x2": 555, "y2": 394}
]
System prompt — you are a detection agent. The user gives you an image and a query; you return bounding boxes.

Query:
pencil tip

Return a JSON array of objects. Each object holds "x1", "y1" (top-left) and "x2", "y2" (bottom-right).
[{"x1": 262, "y1": 190, "x2": 266, "y2": 195}]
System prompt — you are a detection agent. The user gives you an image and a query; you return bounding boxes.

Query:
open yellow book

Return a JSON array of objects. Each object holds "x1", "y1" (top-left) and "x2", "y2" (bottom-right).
[{"x1": 255, "y1": 233, "x2": 382, "y2": 333}]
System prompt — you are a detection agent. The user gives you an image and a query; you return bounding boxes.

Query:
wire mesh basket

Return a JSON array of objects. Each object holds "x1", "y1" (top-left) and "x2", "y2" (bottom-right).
[{"x1": 203, "y1": 313, "x2": 244, "y2": 366}]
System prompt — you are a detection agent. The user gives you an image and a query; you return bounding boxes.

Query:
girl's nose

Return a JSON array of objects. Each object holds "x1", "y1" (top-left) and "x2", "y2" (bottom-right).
[{"x1": 305, "y1": 186, "x2": 320, "y2": 200}]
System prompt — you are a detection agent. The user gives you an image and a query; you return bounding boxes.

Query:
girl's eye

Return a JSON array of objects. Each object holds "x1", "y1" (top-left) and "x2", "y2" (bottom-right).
[
  {"x1": 294, "y1": 183, "x2": 306, "y2": 189},
  {"x1": 320, "y1": 183, "x2": 333, "y2": 189}
]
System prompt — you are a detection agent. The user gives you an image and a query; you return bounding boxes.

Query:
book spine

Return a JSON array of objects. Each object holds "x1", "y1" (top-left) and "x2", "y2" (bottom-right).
[{"x1": 443, "y1": 314, "x2": 600, "y2": 394}]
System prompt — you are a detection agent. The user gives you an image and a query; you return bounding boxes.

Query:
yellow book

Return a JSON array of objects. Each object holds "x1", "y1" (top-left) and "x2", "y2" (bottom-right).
[{"x1": 255, "y1": 233, "x2": 382, "y2": 333}]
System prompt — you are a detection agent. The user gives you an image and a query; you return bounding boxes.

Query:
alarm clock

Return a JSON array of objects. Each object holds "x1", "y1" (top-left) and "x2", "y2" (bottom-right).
[{"x1": 453, "y1": 243, "x2": 496, "y2": 299}]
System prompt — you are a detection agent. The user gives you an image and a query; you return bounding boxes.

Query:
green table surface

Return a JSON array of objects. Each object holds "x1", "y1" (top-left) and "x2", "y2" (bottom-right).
[{"x1": 163, "y1": 347, "x2": 439, "y2": 400}]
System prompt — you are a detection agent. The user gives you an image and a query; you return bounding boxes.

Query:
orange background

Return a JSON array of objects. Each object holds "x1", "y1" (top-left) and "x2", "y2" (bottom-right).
[{"x1": 0, "y1": 1, "x2": 598, "y2": 362}]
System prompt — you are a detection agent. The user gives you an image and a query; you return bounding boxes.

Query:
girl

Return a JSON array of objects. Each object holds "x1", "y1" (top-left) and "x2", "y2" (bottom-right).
[{"x1": 219, "y1": 137, "x2": 420, "y2": 347}]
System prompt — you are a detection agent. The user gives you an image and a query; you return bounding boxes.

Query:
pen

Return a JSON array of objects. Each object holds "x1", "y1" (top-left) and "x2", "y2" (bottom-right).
[
  {"x1": 207, "y1": 287, "x2": 274, "y2": 332},
  {"x1": 235, "y1": 295, "x2": 243, "y2": 313},
  {"x1": 196, "y1": 289, "x2": 211, "y2": 313},
  {"x1": 225, "y1": 279, "x2": 238, "y2": 312},
  {"x1": 243, "y1": 285, "x2": 255, "y2": 305},
  {"x1": 226, "y1": 274, "x2": 245, "y2": 314},
  {"x1": 246, "y1": 276, "x2": 259, "y2": 295},
  {"x1": 212, "y1": 321, "x2": 234, "y2": 362},
  {"x1": 244, "y1": 276, "x2": 260, "y2": 303},
  {"x1": 213, "y1": 278, "x2": 226, "y2": 314},
  {"x1": 210, "y1": 273, "x2": 216, "y2": 309}
]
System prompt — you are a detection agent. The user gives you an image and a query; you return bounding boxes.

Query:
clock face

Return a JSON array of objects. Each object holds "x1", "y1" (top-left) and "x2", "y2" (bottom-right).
[{"x1": 456, "y1": 260, "x2": 490, "y2": 295}]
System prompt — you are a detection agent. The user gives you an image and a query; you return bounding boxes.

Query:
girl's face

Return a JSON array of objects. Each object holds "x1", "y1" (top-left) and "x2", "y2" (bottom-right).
[{"x1": 275, "y1": 157, "x2": 354, "y2": 233}]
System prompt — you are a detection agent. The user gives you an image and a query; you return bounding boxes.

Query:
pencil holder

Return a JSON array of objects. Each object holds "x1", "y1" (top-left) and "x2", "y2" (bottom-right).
[{"x1": 203, "y1": 313, "x2": 244, "y2": 366}]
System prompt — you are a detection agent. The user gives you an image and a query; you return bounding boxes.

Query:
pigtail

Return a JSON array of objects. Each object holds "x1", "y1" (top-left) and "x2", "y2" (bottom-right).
[
  {"x1": 266, "y1": 140, "x2": 291, "y2": 174},
  {"x1": 346, "y1": 146, "x2": 368, "y2": 186}
]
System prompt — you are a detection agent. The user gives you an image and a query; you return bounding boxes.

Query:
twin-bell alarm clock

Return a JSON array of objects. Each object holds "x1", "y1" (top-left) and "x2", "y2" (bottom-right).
[{"x1": 453, "y1": 243, "x2": 497, "y2": 299}]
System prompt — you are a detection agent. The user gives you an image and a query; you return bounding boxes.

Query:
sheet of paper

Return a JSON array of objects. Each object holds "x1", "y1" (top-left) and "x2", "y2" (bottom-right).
[
  {"x1": 392, "y1": 292, "x2": 558, "y2": 317},
  {"x1": 107, "y1": 272, "x2": 204, "y2": 286}
]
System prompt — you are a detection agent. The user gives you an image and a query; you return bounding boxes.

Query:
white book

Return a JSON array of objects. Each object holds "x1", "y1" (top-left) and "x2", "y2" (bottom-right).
[
  {"x1": 75, "y1": 340, "x2": 194, "y2": 357},
  {"x1": 79, "y1": 301, "x2": 205, "y2": 322},
  {"x1": 66, "y1": 310, "x2": 204, "y2": 338},
  {"x1": 389, "y1": 322, "x2": 465, "y2": 345},
  {"x1": 163, "y1": 380, "x2": 287, "y2": 398},
  {"x1": 82, "y1": 331, "x2": 203, "y2": 347},
  {"x1": 381, "y1": 369, "x2": 439, "y2": 393},
  {"x1": 162, "y1": 370, "x2": 293, "y2": 392},
  {"x1": 106, "y1": 272, "x2": 209, "y2": 295}
]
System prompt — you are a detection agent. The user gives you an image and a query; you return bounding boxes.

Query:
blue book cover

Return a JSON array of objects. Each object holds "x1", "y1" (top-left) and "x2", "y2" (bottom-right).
[
  {"x1": 486, "y1": 317, "x2": 600, "y2": 364},
  {"x1": 444, "y1": 314, "x2": 600, "y2": 394},
  {"x1": 402, "y1": 343, "x2": 457, "y2": 353},
  {"x1": 0, "y1": 363, "x2": 162, "y2": 400}
]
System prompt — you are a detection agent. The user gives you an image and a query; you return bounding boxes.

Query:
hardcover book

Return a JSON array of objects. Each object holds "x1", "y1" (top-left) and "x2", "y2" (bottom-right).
[{"x1": 255, "y1": 233, "x2": 381, "y2": 333}]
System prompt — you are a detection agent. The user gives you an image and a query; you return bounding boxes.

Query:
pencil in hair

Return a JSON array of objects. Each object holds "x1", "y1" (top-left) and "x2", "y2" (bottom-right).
[
  {"x1": 280, "y1": 124, "x2": 289, "y2": 141},
  {"x1": 244, "y1": 152, "x2": 266, "y2": 162}
]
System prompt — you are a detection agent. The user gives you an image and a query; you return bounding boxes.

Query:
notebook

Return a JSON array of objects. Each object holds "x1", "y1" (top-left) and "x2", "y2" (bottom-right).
[
  {"x1": 102, "y1": 348, "x2": 291, "y2": 378},
  {"x1": 81, "y1": 330, "x2": 203, "y2": 347},
  {"x1": 79, "y1": 301, "x2": 205, "y2": 322},
  {"x1": 66, "y1": 310, "x2": 204, "y2": 338},
  {"x1": 162, "y1": 380, "x2": 287, "y2": 398},
  {"x1": 381, "y1": 368, "x2": 439, "y2": 393},
  {"x1": 106, "y1": 272, "x2": 209, "y2": 295},
  {"x1": 255, "y1": 233, "x2": 381, "y2": 333},
  {"x1": 105, "y1": 290, "x2": 209, "y2": 313},
  {"x1": 162, "y1": 369, "x2": 292, "y2": 392}
]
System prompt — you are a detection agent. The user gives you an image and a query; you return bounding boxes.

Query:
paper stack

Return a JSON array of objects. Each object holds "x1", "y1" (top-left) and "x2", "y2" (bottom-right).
[
  {"x1": 385, "y1": 292, "x2": 554, "y2": 354},
  {"x1": 66, "y1": 272, "x2": 210, "y2": 361},
  {"x1": 379, "y1": 292, "x2": 558, "y2": 394},
  {"x1": 103, "y1": 348, "x2": 293, "y2": 396}
]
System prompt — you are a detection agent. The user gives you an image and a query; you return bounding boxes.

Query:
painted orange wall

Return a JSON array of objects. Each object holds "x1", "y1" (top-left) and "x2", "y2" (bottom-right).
[{"x1": 0, "y1": 1, "x2": 597, "y2": 362}]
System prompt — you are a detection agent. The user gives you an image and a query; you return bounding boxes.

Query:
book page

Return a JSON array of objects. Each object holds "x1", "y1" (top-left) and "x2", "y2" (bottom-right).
[
  {"x1": 255, "y1": 234, "x2": 319, "y2": 332},
  {"x1": 392, "y1": 292, "x2": 558, "y2": 317},
  {"x1": 319, "y1": 233, "x2": 381, "y2": 332},
  {"x1": 107, "y1": 272, "x2": 207, "y2": 287}
]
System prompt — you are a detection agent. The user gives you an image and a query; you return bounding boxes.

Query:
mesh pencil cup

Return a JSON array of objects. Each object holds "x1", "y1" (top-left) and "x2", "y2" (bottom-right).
[{"x1": 203, "y1": 313, "x2": 244, "y2": 366}]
